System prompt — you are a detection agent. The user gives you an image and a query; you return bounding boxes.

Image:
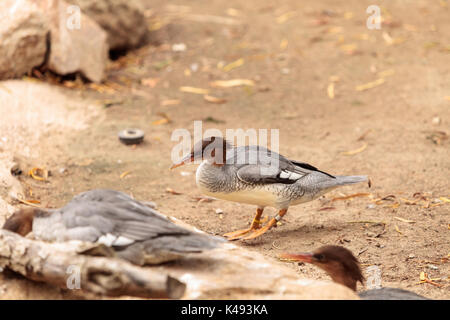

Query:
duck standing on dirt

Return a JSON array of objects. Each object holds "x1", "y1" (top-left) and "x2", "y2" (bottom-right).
[
  {"x1": 3, "y1": 189, "x2": 224, "y2": 265},
  {"x1": 171, "y1": 136, "x2": 368, "y2": 240},
  {"x1": 280, "y1": 245, "x2": 430, "y2": 300}
]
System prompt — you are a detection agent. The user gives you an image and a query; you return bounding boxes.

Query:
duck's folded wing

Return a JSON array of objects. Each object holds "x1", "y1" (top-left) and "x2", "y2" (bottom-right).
[
  {"x1": 236, "y1": 164, "x2": 306, "y2": 185},
  {"x1": 61, "y1": 201, "x2": 191, "y2": 245}
]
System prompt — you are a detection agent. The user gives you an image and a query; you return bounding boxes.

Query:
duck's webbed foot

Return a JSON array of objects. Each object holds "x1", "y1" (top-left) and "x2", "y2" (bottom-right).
[
  {"x1": 223, "y1": 207, "x2": 264, "y2": 241},
  {"x1": 240, "y1": 208, "x2": 288, "y2": 240}
]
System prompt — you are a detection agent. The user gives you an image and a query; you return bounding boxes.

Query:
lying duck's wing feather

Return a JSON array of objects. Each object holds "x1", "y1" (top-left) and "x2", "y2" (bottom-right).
[{"x1": 60, "y1": 190, "x2": 197, "y2": 245}]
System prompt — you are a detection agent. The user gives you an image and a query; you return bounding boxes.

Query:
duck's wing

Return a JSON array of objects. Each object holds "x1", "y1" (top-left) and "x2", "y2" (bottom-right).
[
  {"x1": 232, "y1": 146, "x2": 334, "y2": 185},
  {"x1": 61, "y1": 190, "x2": 204, "y2": 244}
]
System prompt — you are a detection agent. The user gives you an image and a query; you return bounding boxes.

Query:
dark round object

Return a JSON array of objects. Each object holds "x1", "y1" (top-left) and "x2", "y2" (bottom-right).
[{"x1": 118, "y1": 128, "x2": 145, "y2": 145}]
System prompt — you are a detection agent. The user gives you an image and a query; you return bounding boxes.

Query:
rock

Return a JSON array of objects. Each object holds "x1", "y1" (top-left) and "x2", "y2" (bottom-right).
[
  {"x1": 36, "y1": 0, "x2": 108, "y2": 82},
  {"x1": 167, "y1": 217, "x2": 359, "y2": 299},
  {"x1": 0, "y1": 0, "x2": 49, "y2": 79},
  {"x1": 67, "y1": 0, "x2": 148, "y2": 50}
]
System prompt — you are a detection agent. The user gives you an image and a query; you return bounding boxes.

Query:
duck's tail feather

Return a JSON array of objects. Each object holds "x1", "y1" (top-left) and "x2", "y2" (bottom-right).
[{"x1": 334, "y1": 175, "x2": 368, "y2": 186}]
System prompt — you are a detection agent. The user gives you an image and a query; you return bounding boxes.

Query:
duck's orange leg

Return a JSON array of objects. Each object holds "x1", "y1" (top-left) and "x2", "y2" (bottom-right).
[
  {"x1": 223, "y1": 207, "x2": 264, "y2": 240},
  {"x1": 241, "y1": 208, "x2": 288, "y2": 240}
]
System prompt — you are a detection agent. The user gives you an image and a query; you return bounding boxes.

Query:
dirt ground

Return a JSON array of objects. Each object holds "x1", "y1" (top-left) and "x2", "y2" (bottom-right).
[{"x1": 1, "y1": 0, "x2": 449, "y2": 299}]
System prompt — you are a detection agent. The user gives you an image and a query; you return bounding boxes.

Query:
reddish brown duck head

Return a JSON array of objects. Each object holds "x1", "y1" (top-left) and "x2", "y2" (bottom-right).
[
  {"x1": 280, "y1": 245, "x2": 365, "y2": 291},
  {"x1": 170, "y1": 136, "x2": 231, "y2": 169},
  {"x1": 2, "y1": 208, "x2": 47, "y2": 236}
]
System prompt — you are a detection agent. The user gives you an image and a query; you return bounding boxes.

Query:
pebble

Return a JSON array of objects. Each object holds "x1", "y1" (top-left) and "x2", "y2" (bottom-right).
[
  {"x1": 190, "y1": 63, "x2": 199, "y2": 72},
  {"x1": 365, "y1": 231, "x2": 377, "y2": 238},
  {"x1": 180, "y1": 171, "x2": 192, "y2": 176},
  {"x1": 431, "y1": 116, "x2": 440, "y2": 125},
  {"x1": 215, "y1": 208, "x2": 224, "y2": 214},
  {"x1": 172, "y1": 43, "x2": 187, "y2": 52},
  {"x1": 427, "y1": 264, "x2": 439, "y2": 270},
  {"x1": 366, "y1": 203, "x2": 376, "y2": 209}
]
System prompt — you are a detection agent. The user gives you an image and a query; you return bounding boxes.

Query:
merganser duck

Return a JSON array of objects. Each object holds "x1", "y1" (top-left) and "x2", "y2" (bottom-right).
[
  {"x1": 3, "y1": 189, "x2": 224, "y2": 265},
  {"x1": 280, "y1": 245, "x2": 430, "y2": 300},
  {"x1": 171, "y1": 136, "x2": 368, "y2": 240}
]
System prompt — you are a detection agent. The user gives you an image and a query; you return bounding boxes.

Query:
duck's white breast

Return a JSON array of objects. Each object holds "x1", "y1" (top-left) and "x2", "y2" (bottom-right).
[{"x1": 198, "y1": 184, "x2": 281, "y2": 207}]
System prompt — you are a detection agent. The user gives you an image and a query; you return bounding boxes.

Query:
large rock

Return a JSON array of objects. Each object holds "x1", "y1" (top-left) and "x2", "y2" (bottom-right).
[
  {"x1": 0, "y1": 0, "x2": 49, "y2": 80},
  {"x1": 36, "y1": 0, "x2": 108, "y2": 82},
  {"x1": 67, "y1": 0, "x2": 148, "y2": 50}
]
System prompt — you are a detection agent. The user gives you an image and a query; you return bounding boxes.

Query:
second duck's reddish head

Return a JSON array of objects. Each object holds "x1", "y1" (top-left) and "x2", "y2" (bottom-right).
[{"x1": 280, "y1": 245, "x2": 365, "y2": 291}]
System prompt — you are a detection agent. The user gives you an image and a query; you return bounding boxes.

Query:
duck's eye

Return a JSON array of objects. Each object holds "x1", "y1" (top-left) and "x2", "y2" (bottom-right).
[{"x1": 314, "y1": 254, "x2": 325, "y2": 261}]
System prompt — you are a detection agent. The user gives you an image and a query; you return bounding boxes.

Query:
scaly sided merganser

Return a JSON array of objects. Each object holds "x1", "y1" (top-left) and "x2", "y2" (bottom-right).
[
  {"x1": 280, "y1": 245, "x2": 430, "y2": 300},
  {"x1": 171, "y1": 136, "x2": 369, "y2": 240},
  {"x1": 3, "y1": 189, "x2": 224, "y2": 265}
]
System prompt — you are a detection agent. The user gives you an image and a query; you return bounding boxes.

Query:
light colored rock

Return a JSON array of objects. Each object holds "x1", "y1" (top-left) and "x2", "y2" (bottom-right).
[
  {"x1": 0, "y1": 0, "x2": 49, "y2": 79},
  {"x1": 67, "y1": 0, "x2": 148, "y2": 50},
  {"x1": 0, "y1": 80, "x2": 101, "y2": 227},
  {"x1": 167, "y1": 216, "x2": 359, "y2": 299},
  {"x1": 36, "y1": 0, "x2": 108, "y2": 82}
]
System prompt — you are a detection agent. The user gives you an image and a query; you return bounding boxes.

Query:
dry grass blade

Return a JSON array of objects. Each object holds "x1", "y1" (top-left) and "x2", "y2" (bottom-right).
[
  {"x1": 161, "y1": 99, "x2": 181, "y2": 106},
  {"x1": 394, "y1": 216, "x2": 416, "y2": 223},
  {"x1": 355, "y1": 78, "x2": 385, "y2": 91},
  {"x1": 341, "y1": 142, "x2": 368, "y2": 155},
  {"x1": 210, "y1": 79, "x2": 254, "y2": 88},
  {"x1": 332, "y1": 193, "x2": 371, "y2": 202},
  {"x1": 179, "y1": 86, "x2": 209, "y2": 94},
  {"x1": 204, "y1": 95, "x2": 227, "y2": 104},
  {"x1": 318, "y1": 206, "x2": 336, "y2": 211}
]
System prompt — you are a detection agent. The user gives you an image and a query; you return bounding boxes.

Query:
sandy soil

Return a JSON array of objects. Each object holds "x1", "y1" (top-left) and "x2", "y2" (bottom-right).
[{"x1": 1, "y1": 0, "x2": 448, "y2": 299}]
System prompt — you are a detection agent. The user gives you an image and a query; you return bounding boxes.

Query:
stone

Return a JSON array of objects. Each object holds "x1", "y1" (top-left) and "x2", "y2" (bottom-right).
[
  {"x1": 67, "y1": 0, "x2": 148, "y2": 50},
  {"x1": 0, "y1": 0, "x2": 49, "y2": 79},
  {"x1": 36, "y1": 0, "x2": 108, "y2": 82}
]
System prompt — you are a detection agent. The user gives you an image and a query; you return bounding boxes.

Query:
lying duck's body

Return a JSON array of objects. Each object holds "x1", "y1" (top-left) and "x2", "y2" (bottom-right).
[
  {"x1": 172, "y1": 137, "x2": 368, "y2": 240},
  {"x1": 281, "y1": 245, "x2": 430, "y2": 300},
  {"x1": 3, "y1": 189, "x2": 224, "y2": 265}
]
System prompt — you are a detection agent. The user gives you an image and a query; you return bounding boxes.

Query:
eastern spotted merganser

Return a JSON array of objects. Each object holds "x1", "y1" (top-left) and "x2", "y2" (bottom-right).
[
  {"x1": 171, "y1": 136, "x2": 368, "y2": 240},
  {"x1": 3, "y1": 189, "x2": 224, "y2": 265},
  {"x1": 280, "y1": 245, "x2": 430, "y2": 300}
]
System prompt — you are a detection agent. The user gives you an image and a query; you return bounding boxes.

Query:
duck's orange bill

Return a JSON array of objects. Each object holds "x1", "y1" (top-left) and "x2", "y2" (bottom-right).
[
  {"x1": 170, "y1": 154, "x2": 193, "y2": 170},
  {"x1": 279, "y1": 252, "x2": 313, "y2": 263}
]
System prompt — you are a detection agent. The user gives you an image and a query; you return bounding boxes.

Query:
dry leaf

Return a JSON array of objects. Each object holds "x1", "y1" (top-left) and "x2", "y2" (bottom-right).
[
  {"x1": 280, "y1": 39, "x2": 288, "y2": 50},
  {"x1": 166, "y1": 188, "x2": 182, "y2": 195},
  {"x1": 204, "y1": 95, "x2": 227, "y2": 104},
  {"x1": 394, "y1": 225, "x2": 403, "y2": 235},
  {"x1": 327, "y1": 83, "x2": 335, "y2": 99},
  {"x1": 222, "y1": 58, "x2": 244, "y2": 72},
  {"x1": 141, "y1": 78, "x2": 160, "y2": 88},
  {"x1": 179, "y1": 86, "x2": 209, "y2": 94},
  {"x1": 420, "y1": 272, "x2": 426, "y2": 281},
  {"x1": 340, "y1": 43, "x2": 358, "y2": 54},
  {"x1": 377, "y1": 69, "x2": 395, "y2": 78},
  {"x1": 120, "y1": 171, "x2": 131, "y2": 179},
  {"x1": 29, "y1": 167, "x2": 48, "y2": 181},
  {"x1": 210, "y1": 79, "x2": 254, "y2": 88},
  {"x1": 161, "y1": 99, "x2": 180, "y2": 106},
  {"x1": 341, "y1": 142, "x2": 368, "y2": 155}
]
